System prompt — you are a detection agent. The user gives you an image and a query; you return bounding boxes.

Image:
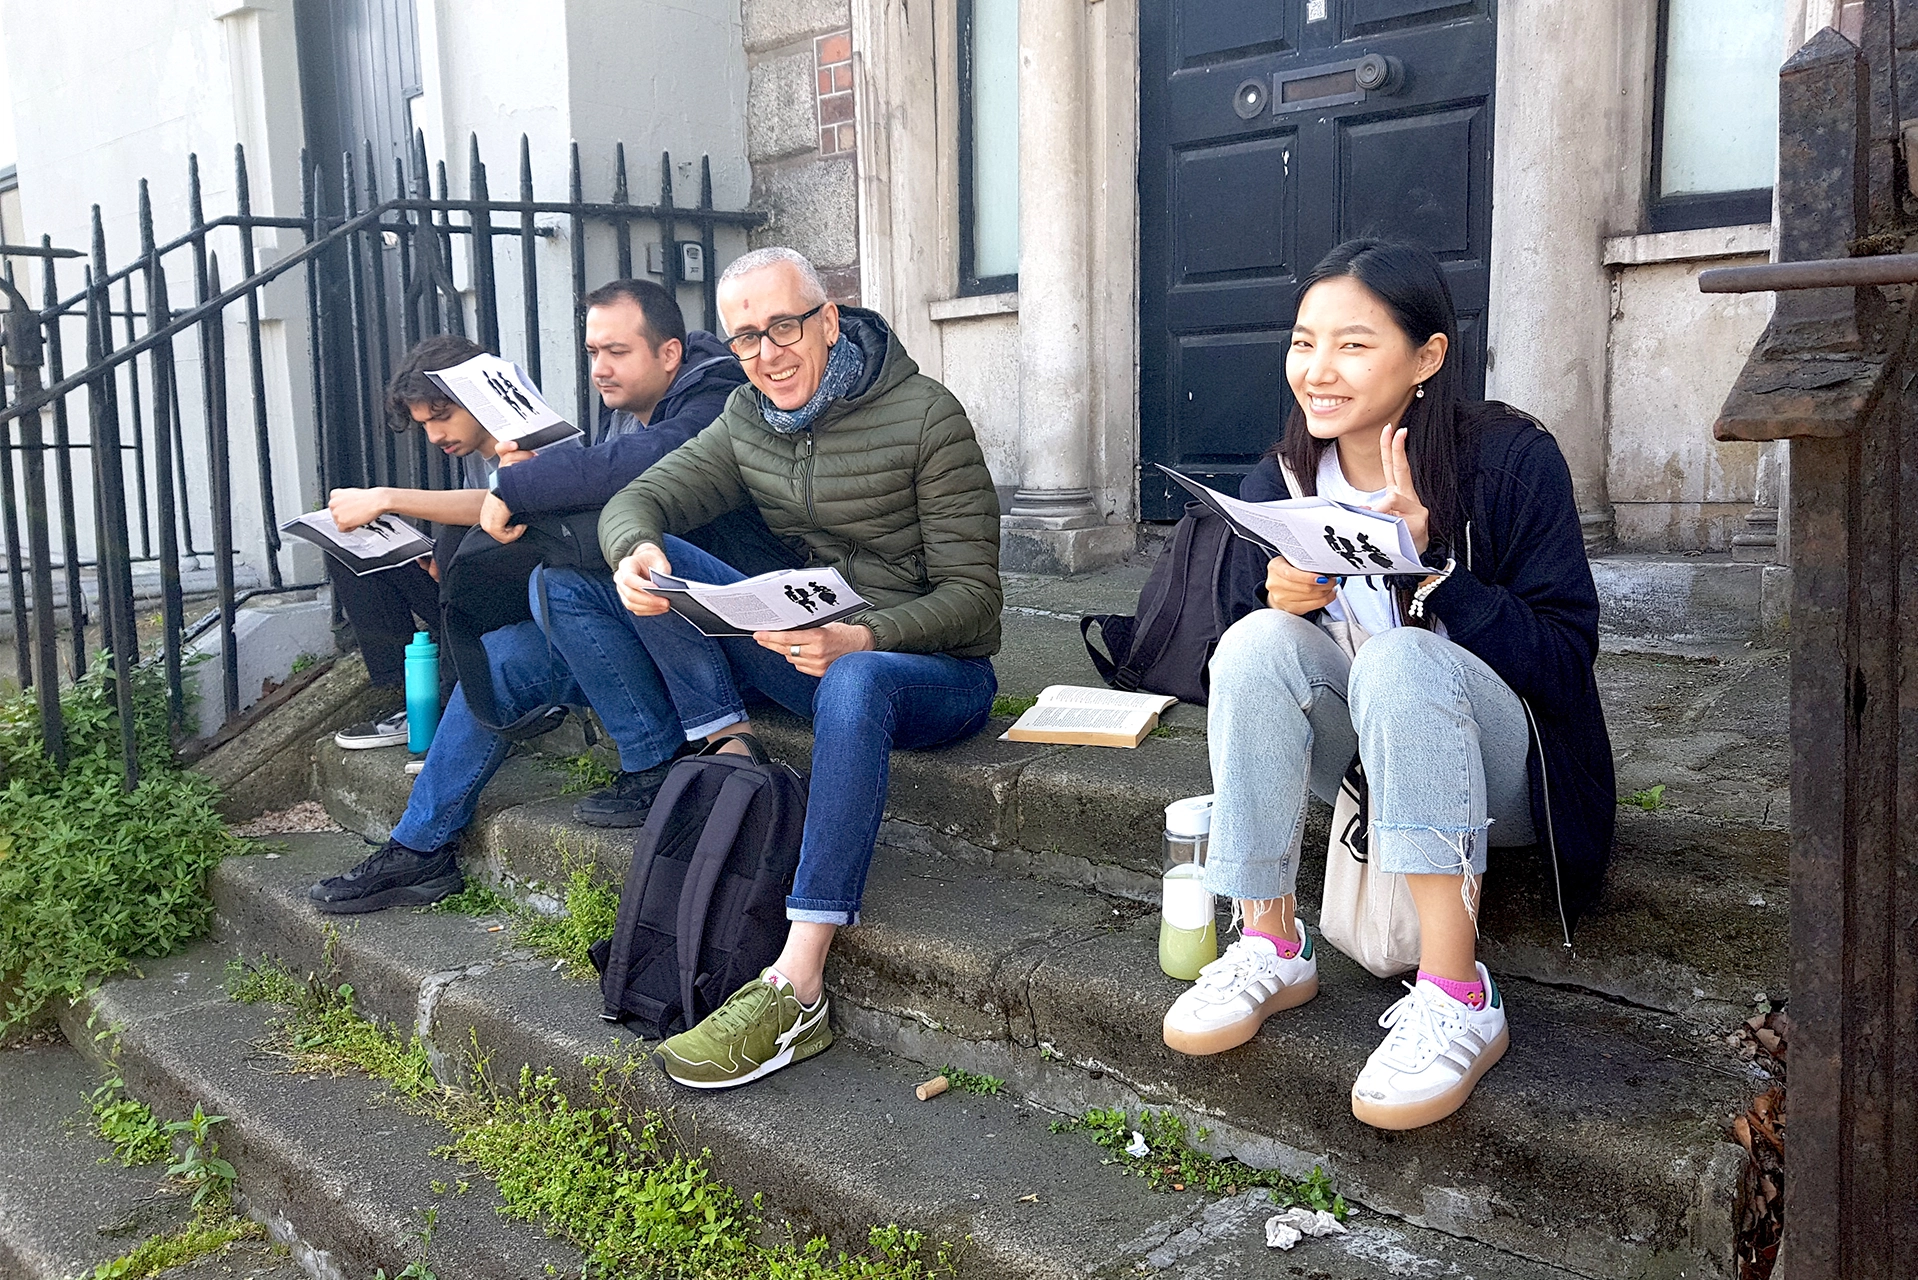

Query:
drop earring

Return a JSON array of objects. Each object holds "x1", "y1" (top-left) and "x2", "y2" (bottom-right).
[{"x1": 1414, "y1": 383, "x2": 1425, "y2": 399}]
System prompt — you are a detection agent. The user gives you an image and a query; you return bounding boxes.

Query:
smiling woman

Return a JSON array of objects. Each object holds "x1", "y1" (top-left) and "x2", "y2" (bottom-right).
[{"x1": 1161, "y1": 238, "x2": 1617, "y2": 1136}]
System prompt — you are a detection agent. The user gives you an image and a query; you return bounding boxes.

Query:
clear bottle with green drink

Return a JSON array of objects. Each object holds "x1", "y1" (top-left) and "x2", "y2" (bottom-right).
[{"x1": 1159, "y1": 795, "x2": 1217, "y2": 980}]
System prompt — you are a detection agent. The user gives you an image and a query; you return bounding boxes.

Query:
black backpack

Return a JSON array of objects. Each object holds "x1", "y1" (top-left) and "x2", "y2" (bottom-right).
[
  {"x1": 1080, "y1": 502, "x2": 1269, "y2": 705},
  {"x1": 589, "y1": 733, "x2": 807, "y2": 1036}
]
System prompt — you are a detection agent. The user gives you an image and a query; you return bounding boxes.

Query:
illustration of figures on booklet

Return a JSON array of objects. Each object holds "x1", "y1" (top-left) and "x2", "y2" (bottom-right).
[
  {"x1": 637, "y1": 566, "x2": 870, "y2": 637},
  {"x1": 282, "y1": 509, "x2": 434, "y2": 575},
  {"x1": 424, "y1": 351, "x2": 585, "y2": 452},
  {"x1": 1156, "y1": 464, "x2": 1424, "y2": 576}
]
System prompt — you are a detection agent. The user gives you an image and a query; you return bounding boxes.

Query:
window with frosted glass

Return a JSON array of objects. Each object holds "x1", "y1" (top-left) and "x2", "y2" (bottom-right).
[
  {"x1": 960, "y1": 0, "x2": 1018, "y2": 293},
  {"x1": 1650, "y1": 0, "x2": 1787, "y2": 231}
]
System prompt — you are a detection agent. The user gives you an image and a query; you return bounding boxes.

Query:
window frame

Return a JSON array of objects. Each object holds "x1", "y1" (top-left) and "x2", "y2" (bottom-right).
[
  {"x1": 957, "y1": 0, "x2": 1019, "y2": 296},
  {"x1": 1645, "y1": 0, "x2": 1776, "y2": 233}
]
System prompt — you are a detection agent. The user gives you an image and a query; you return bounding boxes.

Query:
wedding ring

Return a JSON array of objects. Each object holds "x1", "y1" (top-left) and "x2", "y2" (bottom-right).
[{"x1": 789, "y1": 644, "x2": 802, "y2": 657}]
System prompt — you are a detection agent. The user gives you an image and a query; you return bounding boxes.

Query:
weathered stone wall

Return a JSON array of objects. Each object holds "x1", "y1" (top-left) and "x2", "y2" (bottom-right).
[{"x1": 742, "y1": 0, "x2": 861, "y2": 302}]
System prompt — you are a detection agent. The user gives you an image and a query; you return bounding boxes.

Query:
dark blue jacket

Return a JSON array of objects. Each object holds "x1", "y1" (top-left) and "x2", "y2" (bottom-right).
[
  {"x1": 1243, "y1": 411, "x2": 1615, "y2": 935},
  {"x1": 493, "y1": 330, "x2": 746, "y2": 517}
]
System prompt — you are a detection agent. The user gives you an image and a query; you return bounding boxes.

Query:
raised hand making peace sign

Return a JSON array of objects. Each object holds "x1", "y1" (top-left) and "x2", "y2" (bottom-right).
[{"x1": 1369, "y1": 421, "x2": 1431, "y2": 554}]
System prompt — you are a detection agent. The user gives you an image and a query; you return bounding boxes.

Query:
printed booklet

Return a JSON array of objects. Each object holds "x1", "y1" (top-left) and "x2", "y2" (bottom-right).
[
  {"x1": 281, "y1": 510, "x2": 434, "y2": 576},
  {"x1": 425, "y1": 352, "x2": 583, "y2": 451},
  {"x1": 1155, "y1": 464, "x2": 1425, "y2": 576},
  {"x1": 1001, "y1": 684, "x2": 1179, "y2": 749},
  {"x1": 640, "y1": 567, "x2": 869, "y2": 637}
]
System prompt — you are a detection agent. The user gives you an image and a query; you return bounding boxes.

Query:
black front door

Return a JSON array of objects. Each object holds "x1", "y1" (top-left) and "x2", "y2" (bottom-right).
[{"x1": 1138, "y1": 0, "x2": 1497, "y2": 518}]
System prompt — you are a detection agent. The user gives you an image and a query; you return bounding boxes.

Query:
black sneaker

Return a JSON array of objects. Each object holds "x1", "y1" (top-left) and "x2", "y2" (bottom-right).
[
  {"x1": 335, "y1": 708, "x2": 409, "y2": 749},
  {"x1": 308, "y1": 838, "x2": 463, "y2": 914},
  {"x1": 572, "y1": 758, "x2": 681, "y2": 828}
]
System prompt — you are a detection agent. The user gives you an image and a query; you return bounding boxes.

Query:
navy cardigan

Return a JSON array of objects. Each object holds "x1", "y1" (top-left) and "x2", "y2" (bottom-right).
[{"x1": 1241, "y1": 413, "x2": 1616, "y2": 935}]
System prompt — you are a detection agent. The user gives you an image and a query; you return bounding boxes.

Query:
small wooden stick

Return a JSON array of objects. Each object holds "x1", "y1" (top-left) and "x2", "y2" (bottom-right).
[{"x1": 915, "y1": 1074, "x2": 950, "y2": 1101}]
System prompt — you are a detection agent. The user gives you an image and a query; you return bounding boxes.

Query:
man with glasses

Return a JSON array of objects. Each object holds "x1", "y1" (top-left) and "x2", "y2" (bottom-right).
[{"x1": 544, "y1": 245, "x2": 1002, "y2": 1088}]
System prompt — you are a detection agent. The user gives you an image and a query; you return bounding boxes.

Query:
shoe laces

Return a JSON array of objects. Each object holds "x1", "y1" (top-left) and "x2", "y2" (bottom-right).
[
  {"x1": 702, "y1": 980, "x2": 776, "y2": 1038},
  {"x1": 1375, "y1": 981, "x2": 1468, "y2": 1070},
  {"x1": 1194, "y1": 937, "x2": 1280, "y2": 995}
]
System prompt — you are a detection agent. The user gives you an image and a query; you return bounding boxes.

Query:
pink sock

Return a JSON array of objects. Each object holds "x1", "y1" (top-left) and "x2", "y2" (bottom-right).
[
  {"x1": 1420, "y1": 970, "x2": 1486, "y2": 1010},
  {"x1": 1246, "y1": 927, "x2": 1301, "y2": 960}
]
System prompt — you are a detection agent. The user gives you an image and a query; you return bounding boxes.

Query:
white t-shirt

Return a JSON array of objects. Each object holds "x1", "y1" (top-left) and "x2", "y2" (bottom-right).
[{"x1": 1313, "y1": 448, "x2": 1446, "y2": 640}]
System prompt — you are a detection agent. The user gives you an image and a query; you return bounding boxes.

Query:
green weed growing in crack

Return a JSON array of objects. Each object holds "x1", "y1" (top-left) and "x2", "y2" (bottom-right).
[
  {"x1": 238, "y1": 959, "x2": 960, "y2": 1279},
  {"x1": 163, "y1": 1105, "x2": 238, "y2": 1211},
  {"x1": 373, "y1": 1206, "x2": 440, "y2": 1280},
  {"x1": 990, "y1": 694, "x2": 1038, "y2": 719},
  {"x1": 79, "y1": 1211, "x2": 264, "y2": 1280},
  {"x1": 540, "y1": 751, "x2": 617, "y2": 796},
  {"x1": 422, "y1": 880, "x2": 514, "y2": 916},
  {"x1": 937, "y1": 1066, "x2": 1005, "y2": 1096},
  {"x1": 514, "y1": 838, "x2": 618, "y2": 979},
  {"x1": 225, "y1": 955, "x2": 437, "y2": 1097},
  {"x1": 87, "y1": 1073, "x2": 170, "y2": 1166},
  {"x1": 1051, "y1": 1107, "x2": 1348, "y2": 1214}
]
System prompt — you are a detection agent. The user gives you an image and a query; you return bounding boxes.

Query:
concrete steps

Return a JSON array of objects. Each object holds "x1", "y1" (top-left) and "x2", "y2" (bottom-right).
[
  {"x1": 125, "y1": 834, "x2": 1583, "y2": 1280},
  {"x1": 0, "y1": 1038, "x2": 301, "y2": 1280},
  {"x1": 300, "y1": 741, "x2": 1759, "y2": 1276}
]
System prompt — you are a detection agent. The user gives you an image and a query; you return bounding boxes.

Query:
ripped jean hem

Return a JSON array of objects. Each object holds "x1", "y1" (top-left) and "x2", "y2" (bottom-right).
[{"x1": 1370, "y1": 820, "x2": 1493, "y2": 878}]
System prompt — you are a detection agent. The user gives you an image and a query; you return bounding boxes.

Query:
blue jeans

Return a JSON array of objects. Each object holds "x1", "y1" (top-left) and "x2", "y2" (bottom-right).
[
  {"x1": 389, "y1": 590, "x2": 684, "y2": 851},
  {"x1": 562, "y1": 536, "x2": 998, "y2": 925},
  {"x1": 1203, "y1": 609, "x2": 1535, "y2": 902}
]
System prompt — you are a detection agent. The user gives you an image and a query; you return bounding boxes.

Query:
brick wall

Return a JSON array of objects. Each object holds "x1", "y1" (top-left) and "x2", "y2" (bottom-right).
[{"x1": 741, "y1": 0, "x2": 860, "y2": 303}]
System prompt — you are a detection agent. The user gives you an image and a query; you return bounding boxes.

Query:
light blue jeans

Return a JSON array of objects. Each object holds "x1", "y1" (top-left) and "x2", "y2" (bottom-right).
[{"x1": 1203, "y1": 609, "x2": 1535, "y2": 901}]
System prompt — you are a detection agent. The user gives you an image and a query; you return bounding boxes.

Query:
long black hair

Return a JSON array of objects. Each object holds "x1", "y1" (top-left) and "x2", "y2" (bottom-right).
[{"x1": 1273, "y1": 239, "x2": 1479, "y2": 553}]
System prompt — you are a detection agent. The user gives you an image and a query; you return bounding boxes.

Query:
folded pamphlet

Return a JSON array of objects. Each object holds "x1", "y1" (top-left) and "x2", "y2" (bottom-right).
[
  {"x1": 1001, "y1": 684, "x2": 1179, "y2": 749},
  {"x1": 1155, "y1": 464, "x2": 1425, "y2": 576},
  {"x1": 425, "y1": 352, "x2": 583, "y2": 451},
  {"x1": 641, "y1": 567, "x2": 869, "y2": 637},
  {"x1": 281, "y1": 509, "x2": 434, "y2": 576}
]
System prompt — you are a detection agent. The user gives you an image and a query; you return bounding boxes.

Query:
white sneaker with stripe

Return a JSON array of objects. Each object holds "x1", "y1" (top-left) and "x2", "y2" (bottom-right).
[
  {"x1": 1162, "y1": 929, "x2": 1319, "y2": 1056},
  {"x1": 1350, "y1": 962, "x2": 1508, "y2": 1130}
]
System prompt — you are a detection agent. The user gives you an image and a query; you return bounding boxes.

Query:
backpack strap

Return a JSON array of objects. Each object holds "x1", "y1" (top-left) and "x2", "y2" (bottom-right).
[
  {"x1": 1080, "y1": 615, "x2": 1123, "y2": 686},
  {"x1": 1103, "y1": 507, "x2": 1206, "y2": 690},
  {"x1": 675, "y1": 767, "x2": 768, "y2": 1024},
  {"x1": 599, "y1": 762, "x2": 702, "y2": 1021}
]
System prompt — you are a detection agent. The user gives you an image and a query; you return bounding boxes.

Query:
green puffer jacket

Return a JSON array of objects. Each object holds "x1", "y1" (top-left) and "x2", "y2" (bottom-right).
[{"x1": 597, "y1": 308, "x2": 1003, "y2": 658}]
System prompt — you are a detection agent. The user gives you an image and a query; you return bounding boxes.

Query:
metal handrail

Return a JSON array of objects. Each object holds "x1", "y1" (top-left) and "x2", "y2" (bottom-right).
[{"x1": 1699, "y1": 253, "x2": 1918, "y2": 292}]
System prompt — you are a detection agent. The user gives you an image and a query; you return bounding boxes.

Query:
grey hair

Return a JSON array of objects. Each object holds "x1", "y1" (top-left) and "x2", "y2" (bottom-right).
[{"x1": 718, "y1": 246, "x2": 828, "y2": 306}]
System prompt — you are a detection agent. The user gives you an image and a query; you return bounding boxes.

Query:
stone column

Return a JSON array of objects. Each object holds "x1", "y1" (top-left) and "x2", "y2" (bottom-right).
[{"x1": 1001, "y1": 0, "x2": 1131, "y2": 572}]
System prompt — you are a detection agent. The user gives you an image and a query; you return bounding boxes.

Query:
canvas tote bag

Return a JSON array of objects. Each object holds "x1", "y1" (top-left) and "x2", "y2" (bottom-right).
[{"x1": 1274, "y1": 462, "x2": 1420, "y2": 977}]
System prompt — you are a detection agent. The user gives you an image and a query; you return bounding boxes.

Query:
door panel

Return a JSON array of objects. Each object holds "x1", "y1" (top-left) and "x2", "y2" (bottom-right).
[{"x1": 1138, "y1": 0, "x2": 1496, "y2": 517}]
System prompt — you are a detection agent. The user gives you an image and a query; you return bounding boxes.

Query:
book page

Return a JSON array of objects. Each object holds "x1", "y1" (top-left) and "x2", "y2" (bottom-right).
[
  {"x1": 1158, "y1": 466, "x2": 1422, "y2": 575},
  {"x1": 1015, "y1": 705, "x2": 1146, "y2": 733},
  {"x1": 281, "y1": 509, "x2": 433, "y2": 575},
  {"x1": 1036, "y1": 685, "x2": 1177, "y2": 713},
  {"x1": 643, "y1": 567, "x2": 869, "y2": 633}
]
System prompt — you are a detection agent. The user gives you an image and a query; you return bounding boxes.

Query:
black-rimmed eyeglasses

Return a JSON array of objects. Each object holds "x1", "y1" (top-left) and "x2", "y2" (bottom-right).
[{"x1": 722, "y1": 303, "x2": 827, "y2": 359}]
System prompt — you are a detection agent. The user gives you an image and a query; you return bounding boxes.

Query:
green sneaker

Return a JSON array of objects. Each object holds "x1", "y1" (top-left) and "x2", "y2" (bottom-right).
[{"x1": 655, "y1": 969, "x2": 833, "y2": 1089}]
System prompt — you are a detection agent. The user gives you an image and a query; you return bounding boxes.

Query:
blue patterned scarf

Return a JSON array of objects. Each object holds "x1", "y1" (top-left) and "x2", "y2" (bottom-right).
[{"x1": 757, "y1": 331, "x2": 866, "y2": 434}]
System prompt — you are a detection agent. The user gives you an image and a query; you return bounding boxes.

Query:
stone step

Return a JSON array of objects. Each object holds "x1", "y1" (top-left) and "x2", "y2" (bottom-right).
[
  {"x1": 0, "y1": 1038, "x2": 302, "y2": 1280},
  {"x1": 241, "y1": 830, "x2": 1755, "y2": 1279},
  {"x1": 205, "y1": 835, "x2": 1591, "y2": 1280},
  {"x1": 315, "y1": 624, "x2": 1790, "y2": 1024},
  {"x1": 55, "y1": 947, "x2": 582, "y2": 1280}
]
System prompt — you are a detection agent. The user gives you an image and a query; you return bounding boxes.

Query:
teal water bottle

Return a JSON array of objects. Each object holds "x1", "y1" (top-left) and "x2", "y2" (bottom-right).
[{"x1": 404, "y1": 630, "x2": 440, "y2": 753}]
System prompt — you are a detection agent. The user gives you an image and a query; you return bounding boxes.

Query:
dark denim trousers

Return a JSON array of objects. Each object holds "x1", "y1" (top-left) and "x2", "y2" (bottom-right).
[{"x1": 539, "y1": 538, "x2": 997, "y2": 924}]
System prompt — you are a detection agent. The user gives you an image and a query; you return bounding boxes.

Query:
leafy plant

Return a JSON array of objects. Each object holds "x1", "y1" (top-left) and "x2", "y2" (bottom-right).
[
  {"x1": 224, "y1": 954, "x2": 303, "y2": 1006},
  {"x1": 289, "y1": 652, "x2": 321, "y2": 676},
  {"x1": 246, "y1": 963, "x2": 960, "y2": 1278},
  {"x1": 1623, "y1": 784, "x2": 1668, "y2": 812},
  {"x1": 515, "y1": 862, "x2": 618, "y2": 979},
  {"x1": 541, "y1": 751, "x2": 617, "y2": 796},
  {"x1": 89, "y1": 1074, "x2": 170, "y2": 1166},
  {"x1": 82, "y1": 1211, "x2": 262, "y2": 1279},
  {"x1": 423, "y1": 880, "x2": 513, "y2": 916},
  {"x1": 990, "y1": 694, "x2": 1038, "y2": 719},
  {"x1": 0, "y1": 658, "x2": 239, "y2": 1033},
  {"x1": 164, "y1": 1105, "x2": 238, "y2": 1210},
  {"x1": 938, "y1": 1066, "x2": 1005, "y2": 1096},
  {"x1": 373, "y1": 1207, "x2": 440, "y2": 1280},
  {"x1": 1050, "y1": 1106, "x2": 1348, "y2": 1215}
]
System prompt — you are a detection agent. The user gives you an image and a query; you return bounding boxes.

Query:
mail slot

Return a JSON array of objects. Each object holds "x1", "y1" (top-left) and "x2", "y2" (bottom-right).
[
  {"x1": 1283, "y1": 68, "x2": 1359, "y2": 103},
  {"x1": 1266, "y1": 53, "x2": 1404, "y2": 116}
]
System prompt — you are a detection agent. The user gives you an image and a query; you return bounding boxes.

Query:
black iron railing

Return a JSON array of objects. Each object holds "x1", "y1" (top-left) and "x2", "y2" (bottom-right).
[{"x1": 0, "y1": 132, "x2": 764, "y2": 786}]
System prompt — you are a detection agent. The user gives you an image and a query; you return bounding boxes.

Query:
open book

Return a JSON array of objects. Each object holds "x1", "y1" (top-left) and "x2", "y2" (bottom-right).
[
  {"x1": 281, "y1": 509, "x2": 433, "y2": 576},
  {"x1": 426, "y1": 352, "x2": 583, "y2": 451},
  {"x1": 1002, "y1": 685, "x2": 1179, "y2": 749},
  {"x1": 641, "y1": 567, "x2": 869, "y2": 637},
  {"x1": 1156, "y1": 464, "x2": 1424, "y2": 576}
]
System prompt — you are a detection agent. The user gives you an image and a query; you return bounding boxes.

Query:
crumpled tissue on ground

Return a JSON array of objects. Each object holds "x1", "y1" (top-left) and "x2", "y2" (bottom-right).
[
  {"x1": 1264, "y1": 1207, "x2": 1348, "y2": 1250},
  {"x1": 1124, "y1": 1130, "x2": 1150, "y2": 1158}
]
